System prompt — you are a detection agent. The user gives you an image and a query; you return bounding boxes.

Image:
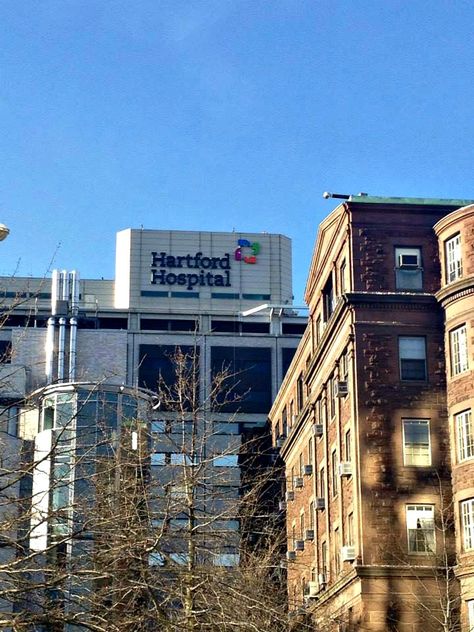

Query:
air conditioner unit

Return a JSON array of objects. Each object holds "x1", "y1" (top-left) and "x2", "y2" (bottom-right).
[
  {"x1": 304, "y1": 529, "x2": 314, "y2": 541},
  {"x1": 338, "y1": 461, "x2": 352, "y2": 477},
  {"x1": 294, "y1": 477, "x2": 304, "y2": 489},
  {"x1": 286, "y1": 551, "x2": 296, "y2": 561},
  {"x1": 278, "y1": 500, "x2": 286, "y2": 511},
  {"x1": 285, "y1": 490, "x2": 295, "y2": 502},
  {"x1": 335, "y1": 381, "x2": 348, "y2": 397},
  {"x1": 294, "y1": 540, "x2": 305, "y2": 551},
  {"x1": 304, "y1": 581, "x2": 319, "y2": 598},
  {"x1": 312, "y1": 424, "x2": 323, "y2": 437},
  {"x1": 398, "y1": 253, "x2": 420, "y2": 268},
  {"x1": 276, "y1": 435, "x2": 286, "y2": 448},
  {"x1": 318, "y1": 572, "x2": 327, "y2": 587},
  {"x1": 303, "y1": 464, "x2": 313, "y2": 476},
  {"x1": 315, "y1": 497, "x2": 325, "y2": 510},
  {"x1": 341, "y1": 545, "x2": 356, "y2": 562}
]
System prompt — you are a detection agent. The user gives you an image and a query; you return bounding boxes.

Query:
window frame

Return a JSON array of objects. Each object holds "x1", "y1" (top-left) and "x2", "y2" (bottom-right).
[
  {"x1": 450, "y1": 324, "x2": 469, "y2": 376},
  {"x1": 461, "y1": 499, "x2": 474, "y2": 551},
  {"x1": 395, "y1": 246, "x2": 423, "y2": 290},
  {"x1": 457, "y1": 410, "x2": 474, "y2": 462},
  {"x1": 399, "y1": 336, "x2": 427, "y2": 381},
  {"x1": 402, "y1": 419, "x2": 431, "y2": 467},
  {"x1": 445, "y1": 233, "x2": 463, "y2": 283},
  {"x1": 406, "y1": 504, "x2": 435, "y2": 554}
]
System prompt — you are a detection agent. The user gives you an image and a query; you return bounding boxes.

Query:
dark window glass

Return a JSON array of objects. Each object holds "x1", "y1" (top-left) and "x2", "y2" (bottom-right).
[
  {"x1": 77, "y1": 318, "x2": 97, "y2": 329},
  {"x1": 282, "y1": 348, "x2": 296, "y2": 380},
  {"x1": 140, "y1": 319, "x2": 169, "y2": 331},
  {"x1": 212, "y1": 320, "x2": 239, "y2": 333},
  {"x1": 98, "y1": 317, "x2": 128, "y2": 329},
  {"x1": 399, "y1": 337, "x2": 427, "y2": 381},
  {"x1": 240, "y1": 322, "x2": 270, "y2": 334},
  {"x1": 138, "y1": 345, "x2": 199, "y2": 410},
  {"x1": 141, "y1": 290, "x2": 168, "y2": 298},
  {"x1": 282, "y1": 322, "x2": 307, "y2": 335},
  {"x1": 242, "y1": 294, "x2": 271, "y2": 300},
  {"x1": 1, "y1": 315, "x2": 29, "y2": 327},
  {"x1": 323, "y1": 275, "x2": 335, "y2": 322},
  {"x1": 211, "y1": 347, "x2": 272, "y2": 413},
  {"x1": 169, "y1": 320, "x2": 197, "y2": 332},
  {"x1": 212, "y1": 293, "x2": 240, "y2": 299}
]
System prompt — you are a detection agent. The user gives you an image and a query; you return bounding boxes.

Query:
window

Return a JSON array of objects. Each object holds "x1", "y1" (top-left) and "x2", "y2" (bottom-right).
[
  {"x1": 340, "y1": 260, "x2": 347, "y2": 294},
  {"x1": 403, "y1": 419, "x2": 431, "y2": 466},
  {"x1": 445, "y1": 233, "x2": 462, "y2": 283},
  {"x1": 406, "y1": 505, "x2": 435, "y2": 553},
  {"x1": 281, "y1": 406, "x2": 288, "y2": 437},
  {"x1": 334, "y1": 528, "x2": 341, "y2": 574},
  {"x1": 315, "y1": 315, "x2": 321, "y2": 345},
  {"x1": 468, "y1": 599, "x2": 474, "y2": 632},
  {"x1": 329, "y1": 377, "x2": 336, "y2": 419},
  {"x1": 346, "y1": 513, "x2": 354, "y2": 546},
  {"x1": 395, "y1": 247, "x2": 423, "y2": 290},
  {"x1": 211, "y1": 347, "x2": 272, "y2": 413},
  {"x1": 399, "y1": 336, "x2": 427, "y2": 381},
  {"x1": 457, "y1": 410, "x2": 474, "y2": 462},
  {"x1": 299, "y1": 453, "x2": 304, "y2": 477},
  {"x1": 345, "y1": 429, "x2": 351, "y2": 462},
  {"x1": 309, "y1": 501, "x2": 315, "y2": 529},
  {"x1": 331, "y1": 450, "x2": 338, "y2": 497},
  {"x1": 300, "y1": 513, "x2": 305, "y2": 538},
  {"x1": 297, "y1": 373, "x2": 305, "y2": 411},
  {"x1": 151, "y1": 453, "x2": 167, "y2": 466},
  {"x1": 213, "y1": 454, "x2": 239, "y2": 467},
  {"x1": 308, "y1": 437, "x2": 313, "y2": 467},
  {"x1": 319, "y1": 467, "x2": 325, "y2": 499},
  {"x1": 0, "y1": 340, "x2": 12, "y2": 364},
  {"x1": 450, "y1": 325, "x2": 469, "y2": 375},
  {"x1": 461, "y1": 499, "x2": 474, "y2": 551},
  {"x1": 322, "y1": 274, "x2": 335, "y2": 323},
  {"x1": 321, "y1": 541, "x2": 328, "y2": 575}
]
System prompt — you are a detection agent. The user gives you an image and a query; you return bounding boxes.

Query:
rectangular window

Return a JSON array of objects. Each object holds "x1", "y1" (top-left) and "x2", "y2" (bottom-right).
[
  {"x1": 319, "y1": 467, "x2": 325, "y2": 499},
  {"x1": 450, "y1": 325, "x2": 469, "y2": 375},
  {"x1": 446, "y1": 233, "x2": 463, "y2": 283},
  {"x1": 300, "y1": 513, "x2": 305, "y2": 538},
  {"x1": 346, "y1": 513, "x2": 354, "y2": 546},
  {"x1": 321, "y1": 541, "x2": 328, "y2": 575},
  {"x1": 461, "y1": 499, "x2": 474, "y2": 551},
  {"x1": 457, "y1": 410, "x2": 474, "y2": 462},
  {"x1": 297, "y1": 373, "x2": 304, "y2": 412},
  {"x1": 213, "y1": 454, "x2": 239, "y2": 467},
  {"x1": 331, "y1": 450, "x2": 338, "y2": 497},
  {"x1": 309, "y1": 501, "x2": 315, "y2": 529},
  {"x1": 334, "y1": 528, "x2": 341, "y2": 574},
  {"x1": 468, "y1": 599, "x2": 474, "y2": 632},
  {"x1": 340, "y1": 260, "x2": 346, "y2": 294},
  {"x1": 308, "y1": 437, "x2": 313, "y2": 466},
  {"x1": 329, "y1": 377, "x2": 336, "y2": 419},
  {"x1": 406, "y1": 504, "x2": 435, "y2": 553},
  {"x1": 323, "y1": 275, "x2": 335, "y2": 322},
  {"x1": 345, "y1": 429, "x2": 351, "y2": 462},
  {"x1": 403, "y1": 419, "x2": 431, "y2": 466},
  {"x1": 399, "y1": 336, "x2": 427, "y2": 381},
  {"x1": 395, "y1": 247, "x2": 423, "y2": 290}
]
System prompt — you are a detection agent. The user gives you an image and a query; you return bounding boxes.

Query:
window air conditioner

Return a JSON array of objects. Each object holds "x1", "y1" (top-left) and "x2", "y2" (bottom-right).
[
  {"x1": 341, "y1": 545, "x2": 356, "y2": 562},
  {"x1": 315, "y1": 497, "x2": 325, "y2": 510},
  {"x1": 303, "y1": 464, "x2": 313, "y2": 476},
  {"x1": 286, "y1": 551, "x2": 296, "y2": 562},
  {"x1": 285, "y1": 490, "x2": 295, "y2": 502},
  {"x1": 335, "y1": 381, "x2": 348, "y2": 397},
  {"x1": 312, "y1": 424, "x2": 324, "y2": 437},
  {"x1": 338, "y1": 462, "x2": 352, "y2": 477},
  {"x1": 278, "y1": 500, "x2": 286, "y2": 511},
  {"x1": 318, "y1": 573, "x2": 327, "y2": 587},
  {"x1": 304, "y1": 529, "x2": 315, "y2": 541},
  {"x1": 398, "y1": 253, "x2": 419, "y2": 268},
  {"x1": 276, "y1": 435, "x2": 286, "y2": 448},
  {"x1": 294, "y1": 540, "x2": 305, "y2": 551},
  {"x1": 304, "y1": 581, "x2": 319, "y2": 598},
  {"x1": 294, "y1": 477, "x2": 304, "y2": 489}
]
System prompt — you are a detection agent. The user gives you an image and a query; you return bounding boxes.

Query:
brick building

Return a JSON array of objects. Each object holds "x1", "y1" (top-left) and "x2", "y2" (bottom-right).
[{"x1": 269, "y1": 196, "x2": 474, "y2": 631}]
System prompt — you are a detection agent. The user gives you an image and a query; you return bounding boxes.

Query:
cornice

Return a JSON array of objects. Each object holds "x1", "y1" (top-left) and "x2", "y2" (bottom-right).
[{"x1": 436, "y1": 277, "x2": 474, "y2": 307}]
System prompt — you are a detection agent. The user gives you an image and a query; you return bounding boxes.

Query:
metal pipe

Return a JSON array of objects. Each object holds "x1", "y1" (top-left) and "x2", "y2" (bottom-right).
[
  {"x1": 45, "y1": 317, "x2": 56, "y2": 384},
  {"x1": 69, "y1": 317, "x2": 77, "y2": 381},
  {"x1": 51, "y1": 270, "x2": 59, "y2": 316},
  {"x1": 58, "y1": 317, "x2": 66, "y2": 382},
  {"x1": 70, "y1": 270, "x2": 80, "y2": 316}
]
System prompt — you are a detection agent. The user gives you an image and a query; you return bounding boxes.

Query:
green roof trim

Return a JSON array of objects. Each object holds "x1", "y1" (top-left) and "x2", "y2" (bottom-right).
[{"x1": 347, "y1": 195, "x2": 474, "y2": 206}]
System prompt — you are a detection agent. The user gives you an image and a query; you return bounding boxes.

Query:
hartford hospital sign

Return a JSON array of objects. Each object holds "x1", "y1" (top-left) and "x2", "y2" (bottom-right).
[{"x1": 150, "y1": 239, "x2": 260, "y2": 291}]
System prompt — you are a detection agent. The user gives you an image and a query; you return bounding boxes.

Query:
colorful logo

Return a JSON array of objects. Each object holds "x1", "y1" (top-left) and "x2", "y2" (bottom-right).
[{"x1": 234, "y1": 239, "x2": 260, "y2": 264}]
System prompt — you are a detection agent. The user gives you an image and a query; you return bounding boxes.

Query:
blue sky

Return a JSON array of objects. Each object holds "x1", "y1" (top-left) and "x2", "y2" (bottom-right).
[{"x1": 1, "y1": 0, "x2": 473, "y2": 303}]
